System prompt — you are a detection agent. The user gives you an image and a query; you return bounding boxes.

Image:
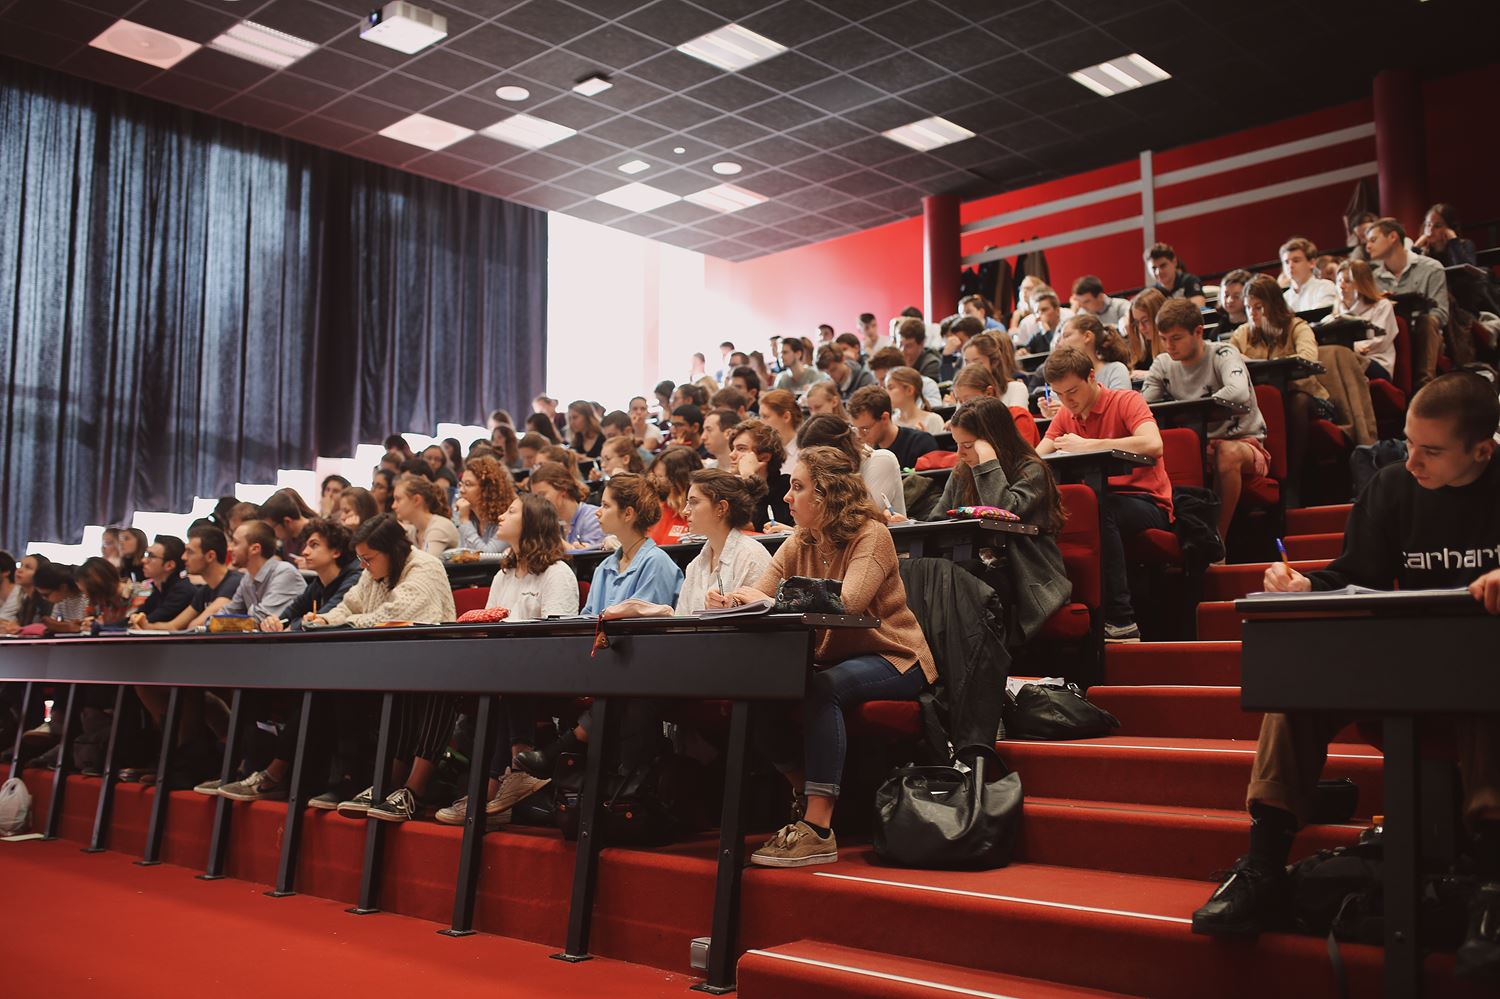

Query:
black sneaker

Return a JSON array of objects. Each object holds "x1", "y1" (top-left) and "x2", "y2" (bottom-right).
[
  {"x1": 1191, "y1": 856, "x2": 1288, "y2": 937},
  {"x1": 367, "y1": 787, "x2": 417, "y2": 823},
  {"x1": 1457, "y1": 882, "x2": 1500, "y2": 981},
  {"x1": 513, "y1": 748, "x2": 553, "y2": 779}
]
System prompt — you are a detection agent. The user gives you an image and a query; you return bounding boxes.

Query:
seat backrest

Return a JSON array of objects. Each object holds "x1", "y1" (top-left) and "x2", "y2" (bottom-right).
[
  {"x1": 1056, "y1": 483, "x2": 1100, "y2": 610},
  {"x1": 1393, "y1": 313, "x2": 1412, "y2": 398},
  {"x1": 1009, "y1": 406, "x2": 1040, "y2": 446},
  {"x1": 915, "y1": 449, "x2": 959, "y2": 470},
  {"x1": 452, "y1": 585, "x2": 489, "y2": 615},
  {"x1": 1159, "y1": 427, "x2": 1204, "y2": 489},
  {"x1": 1253, "y1": 384, "x2": 1289, "y2": 481}
]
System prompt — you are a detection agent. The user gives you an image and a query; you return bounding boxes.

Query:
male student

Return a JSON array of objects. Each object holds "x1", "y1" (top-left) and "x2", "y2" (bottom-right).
[
  {"x1": 1147, "y1": 242, "x2": 1207, "y2": 307},
  {"x1": 1192, "y1": 372, "x2": 1500, "y2": 981},
  {"x1": 773, "y1": 337, "x2": 829, "y2": 396},
  {"x1": 816, "y1": 344, "x2": 877, "y2": 401},
  {"x1": 1143, "y1": 298, "x2": 1267, "y2": 546},
  {"x1": 897, "y1": 319, "x2": 943, "y2": 380},
  {"x1": 220, "y1": 521, "x2": 304, "y2": 620},
  {"x1": 858, "y1": 312, "x2": 887, "y2": 355},
  {"x1": 728, "y1": 365, "x2": 762, "y2": 414},
  {"x1": 701, "y1": 408, "x2": 741, "y2": 469},
  {"x1": 127, "y1": 535, "x2": 194, "y2": 627},
  {"x1": 671, "y1": 404, "x2": 711, "y2": 460},
  {"x1": 848, "y1": 385, "x2": 940, "y2": 471},
  {"x1": 869, "y1": 346, "x2": 943, "y2": 407},
  {"x1": 1072, "y1": 274, "x2": 1130, "y2": 330},
  {"x1": 1038, "y1": 347, "x2": 1172, "y2": 643},
  {"x1": 262, "y1": 519, "x2": 362, "y2": 632},
  {"x1": 1023, "y1": 290, "x2": 1070, "y2": 355},
  {"x1": 136, "y1": 525, "x2": 244, "y2": 631},
  {"x1": 1366, "y1": 216, "x2": 1451, "y2": 388},
  {"x1": 1279, "y1": 236, "x2": 1337, "y2": 313}
]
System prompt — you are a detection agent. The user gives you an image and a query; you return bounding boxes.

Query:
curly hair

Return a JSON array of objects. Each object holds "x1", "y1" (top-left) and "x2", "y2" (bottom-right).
[
  {"x1": 604, "y1": 473, "x2": 663, "y2": 532},
  {"x1": 727, "y1": 418, "x2": 785, "y2": 467},
  {"x1": 463, "y1": 455, "x2": 516, "y2": 528},
  {"x1": 397, "y1": 473, "x2": 450, "y2": 517},
  {"x1": 501, "y1": 493, "x2": 570, "y2": 576},
  {"x1": 794, "y1": 445, "x2": 880, "y2": 547}
]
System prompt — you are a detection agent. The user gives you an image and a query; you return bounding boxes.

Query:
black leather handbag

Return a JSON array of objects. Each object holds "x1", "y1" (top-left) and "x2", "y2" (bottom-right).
[
  {"x1": 872, "y1": 745, "x2": 1023, "y2": 870},
  {"x1": 1001, "y1": 681, "x2": 1120, "y2": 740},
  {"x1": 772, "y1": 576, "x2": 844, "y2": 614}
]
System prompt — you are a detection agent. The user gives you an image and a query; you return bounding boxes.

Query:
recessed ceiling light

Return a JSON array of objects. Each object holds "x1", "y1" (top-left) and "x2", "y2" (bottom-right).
[
  {"x1": 673, "y1": 147, "x2": 687, "y2": 155},
  {"x1": 618, "y1": 159, "x2": 650, "y2": 175},
  {"x1": 208, "y1": 20, "x2": 318, "y2": 70},
  {"x1": 89, "y1": 19, "x2": 200, "y2": 69},
  {"x1": 677, "y1": 23, "x2": 787, "y2": 72},
  {"x1": 572, "y1": 74, "x2": 613, "y2": 97},
  {"x1": 480, "y1": 113, "x2": 577, "y2": 150},
  {"x1": 494, "y1": 85, "x2": 530, "y2": 102},
  {"x1": 360, "y1": 1, "x2": 447, "y2": 55},
  {"x1": 881, "y1": 115, "x2": 976, "y2": 152},
  {"x1": 685, "y1": 183, "x2": 766, "y2": 213},
  {"x1": 1068, "y1": 53, "x2": 1171, "y2": 97},
  {"x1": 379, "y1": 113, "x2": 475, "y2": 151},
  {"x1": 711, "y1": 161, "x2": 743, "y2": 176},
  {"x1": 597, "y1": 183, "x2": 681, "y2": 213}
]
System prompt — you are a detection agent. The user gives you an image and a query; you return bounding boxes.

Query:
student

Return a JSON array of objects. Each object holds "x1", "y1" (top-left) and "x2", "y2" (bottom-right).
[
  {"x1": 1145, "y1": 298, "x2": 1268, "y2": 544},
  {"x1": 1193, "y1": 373, "x2": 1500, "y2": 979},
  {"x1": 455, "y1": 454, "x2": 517, "y2": 554},
  {"x1": 5, "y1": 554, "x2": 52, "y2": 632},
  {"x1": 796, "y1": 414, "x2": 906, "y2": 520},
  {"x1": 729, "y1": 365, "x2": 762, "y2": 414},
  {"x1": 951, "y1": 363, "x2": 1004, "y2": 404},
  {"x1": 260, "y1": 488, "x2": 316, "y2": 562},
  {"x1": 848, "y1": 385, "x2": 939, "y2": 471},
  {"x1": 758, "y1": 389, "x2": 802, "y2": 461},
  {"x1": 516, "y1": 431, "x2": 550, "y2": 470},
  {"x1": 1146, "y1": 242, "x2": 1207, "y2": 306},
  {"x1": 1331, "y1": 259, "x2": 1399, "y2": 381},
  {"x1": 773, "y1": 337, "x2": 830, "y2": 396},
  {"x1": 815, "y1": 344, "x2": 877, "y2": 401},
  {"x1": 1007, "y1": 275, "x2": 1045, "y2": 341},
  {"x1": 869, "y1": 346, "x2": 943, "y2": 408},
  {"x1": 701, "y1": 407, "x2": 741, "y2": 468},
  {"x1": 1020, "y1": 288, "x2": 1070, "y2": 355},
  {"x1": 857, "y1": 312, "x2": 887, "y2": 355},
  {"x1": 260, "y1": 519, "x2": 361, "y2": 631},
  {"x1": 422, "y1": 444, "x2": 459, "y2": 487},
  {"x1": 318, "y1": 515, "x2": 457, "y2": 822},
  {"x1": 628, "y1": 396, "x2": 665, "y2": 449},
  {"x1": 77, "y1": 557, "x2": 129, "y2": 630},
  {"x1": 1124, "y1": 287, "x2": 1168, "y2": 376},
  {"x1": 525, "y1": 412, "x2": 562, "y2": 444},
  {"x1": 567, "y1": 400, "x2": 605, "y2": 461},
  {"x1": 717, "y1": 446, "x2": 935, "y2": 867},
  {"x1": 133, "y1": 526, "x2": 243, "y2": 633},
  {"x1": 960, "y1": 294, "x2": 1004, "y2": 331},
  {"x1": 393, "y1": 474, "x2": 461, "y2": 555},
  {"x1": 710, "y1": 387, "x2": 750, "y2": 420},
  {"x1": 897, "y1": 319, "x2": 942, "y2": 381},
  {"x1": 1038, "y1": 347, "x2": 1172, "y2": 642},
  {"x1": 961, "y1": 333, "x2": 1030, "y2": 409},
  {"x1": 886, "y1": 366, "x2": 945, "y2": 434},
  {"x1": 127, "y1": 536, "x2": 194, "y2": 627},
  {"x1": 1046, "y1": 313, "x2": 1133, "y2": 401},
  {"x1": 940, "y1": 317, "x2": 981, "y2": 382},
  {"x1": 339, "y1": 486, "x2": 379, "y2": 529},
  {"x1": 834, "y1": 332, "x2": 862, "y2": 364},
  {"x1": 540, "y1": 444, "x2": 585, "y2": 482},
  {"x1": 220, "y1": 521, "x2": 305, "y2": 620},
  {"x1": 33, "y1": 563, "x2": 89, "y2": 633},
  {"x1": 319, "y1": 475, "x2": 350, "y2": 518},
  {"x1": 1214, "y1": 269, "x2": 1252, "y2": 334},
  {"x1": 100, "y1": 528, "x2": 122, "y2": 568},
  {"x1": 600, "y1": 435, "x2": 647, "y2": 476},
  {"x1": 670, "y1": 404, "x2": 710, "y2": 460},
  {"x1": 1414, "y1": 202, "x2": 1479, "y2": 268},
  {"x1": 443, "y1": 437, "x2": 466, "y2": 474},
  {"x1": 646, "y1": 445, "x2": 704, "y2": 545},
  {"x1": 488, "y1": 424, "x2": 521, "y2": 469},
  {"x1": 1280, "y1": 236, "x2": 1337, "y2": 313},
  {"x1": 1072, "y1": 274, "x2": 1130, "y2": 330},
  {"x1": 118, "y1": 528, "x2": 149, "y2": 582},
  {"x1": 528, "y1": 461, "x2": 604, "y2": 548},
  {"x1": 1367, "y1": 216, "x2": 1451, "y2": 388},
  {"x1": 727, "y1": 418, "x2": 792, "y2": 529},
  {"x1": 533, "y1": 394, "x2": 567, "y2": 436},
  {"x1": 0, "y1": 551, "x2": 18, "y2": 624}
]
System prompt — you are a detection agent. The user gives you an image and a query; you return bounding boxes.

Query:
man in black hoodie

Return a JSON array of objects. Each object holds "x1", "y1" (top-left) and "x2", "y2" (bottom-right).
[{"x1": 1193, "y1": 372, "x2": 1500, "y2": 980}]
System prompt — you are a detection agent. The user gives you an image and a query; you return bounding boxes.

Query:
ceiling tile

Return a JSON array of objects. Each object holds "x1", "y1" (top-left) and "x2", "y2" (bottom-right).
[
  {"x1": 546, "y1": 132, "x2": 622, "y2": 166},
  {"x1": 401, "y1": 50, "x2": 497, "y2": 91},
  {"x1": 640, "y1": 134, "x2": 718, "y2": 161},
  {"x1": 286, "y1": 48, "x2": 383, "y2": 91},
  {"x1": 737, "y1": 95, "x2": 824, "y2": 131},
  {"x1": 740, "y1": 2, "x2": 846, "y2": 46},
  {"x1": 779, "y1": 183, "x2": 853, "y2": 210},
  {"x1": 561, "y1": 23, "x2": 666, "y2": 70},
  {"x1": 511, "y1": 48, "x2": 604, "y2": 90},
  {"x1": 281, "y1": 114, "x2": 367, "y2": 150},
  {"x1": 738, "y1": 170, "x2": 809, "y2": 197},
  {"x1": 500, "y1": 0, "x2": 606, "y2": 45},
  {"x1": 359, "y1": 73, "x2": 450, "y2": 112},
  {"x1": 553, "y1": 167, "x2": 634, "y2": 196},
  {"x1": 511, "y1": 185, "x2": 587, "y2": 210},
  {"x1": 407, "y1": 151, "x2": 485, "y2": 183},
  {"x1": 850, "y1": 52, "x2": 950, "y2": 93},
  {"x1": 648, "y1": 168, "x2": 721, "y2": 196},
  {"x1": 824, "y1": 170, "x2": 899, "y2": 198},
  {"x1": 138, "y1": 70, "x2": 235, "y2": 112},
  {"x1": 634, "y1": 95, "x2": 721, "y2": 130},
  {"x1": 647, "y1": 201, "x2": 717, "y2": 225},
  {"x1": 685, "y1": 75, "x2": 778, "y2": 113},
  {"x1": 247, "y1": 73, "x2": 343, "y2": 113},
  {"x1": 250, "y1": 0, "x2": 356, "y2": 45},
  {"x1": 902, "y1": 74, "x2": 983, "y2": 116},
  {"x1": 798, "y1": 25, "x2": 898, "y2": 71},
  {"x1": 821, "y1": 199, "x2": 891, "y2": 224},
  {"x1": 619, "y1": 0, "x2": 727, "y2": 45},
  {"x1": 740, "y1": 51, "x2": 833, "y2": 91},
  {"x1": 863, "y1": 1, "x2": 968, "y2": 46},
  {"x1": 465, "y1": 168, "x2": 537, "y2": 200},
  {"x1": 322, "y1": 93, "x2": 409, "y2": 131},
  {"x1": 685, "y1": 115, "x2": 771, "y2": 149},
  {"x1": 793, "y1": 75, "x2": 885, "y2": 114},
  {"x1": 531, "y1": 93, "x2": 619, "y2": 129},
  {"x1": 587, "y1": 115, "x2": 672, "y2": 147},
  {"x1": 629, "y1": 50, "x2": 722, "y2": 91},
  {"x1": 502, "y1": 150, "x2": 577, "y2": 181},
  {"x1": 877, "y1": 153, "x2": 953, "y2": 183},
  {"x1": 425, "y1": 93, "x2": 512, "y2": 131},
  {"x1": 835, "y1": 134, "x2": 910, "y2": 166},
  {"x1": 562, "y1": 199, "x2": 633, "y2": 224},
  {"x1": 127, "y1": 0, "x2": 238, "y2": 44},
  {"x1": 785, "y1": 116, "x2": 867, "y2": 149},
  {"x1": 842, "y1": 97, "x2": 926, "y2": 131},
  {"x1": 997, "y1": 0, "x2": 1087, "y2": 47},
  {"x1": 446, "y1": 23, "x2": 549, "y2": 67},
  {"x1": 736, "y1": 134, "x2": 819, "y2": 167}
]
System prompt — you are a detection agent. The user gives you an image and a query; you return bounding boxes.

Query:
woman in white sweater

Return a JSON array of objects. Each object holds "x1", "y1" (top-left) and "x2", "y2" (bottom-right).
[
  {"x1": 795, "y1": 414, "x2": 906, "y2": 520},
  {"x1": 393, "y1": 474, "x2": 460, "y2": 555}
]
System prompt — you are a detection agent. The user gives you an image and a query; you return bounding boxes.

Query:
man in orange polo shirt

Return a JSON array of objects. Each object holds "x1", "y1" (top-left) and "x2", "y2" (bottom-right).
[{"x1": 1037, "y1": 347, "x2": 1174, "y2": 643}]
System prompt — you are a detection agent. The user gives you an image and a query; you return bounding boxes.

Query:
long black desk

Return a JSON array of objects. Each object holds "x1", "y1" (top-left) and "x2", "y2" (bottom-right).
[
  {"x1": 1238, "y1": 589, "x2": 1497, "y2": 999},
  {"x1": 0, "y1": 613, "x2": 876, "y2": 994},
  {"x1": 1018, "y1": 351, "x2": 1050, "y2": 372},
  {"x1": 1313, "y1": 316, "x2": 1373, "y2": 350},
  {"x1": 1246, "y1": 356, "x2": 1325, "y2": 396}
]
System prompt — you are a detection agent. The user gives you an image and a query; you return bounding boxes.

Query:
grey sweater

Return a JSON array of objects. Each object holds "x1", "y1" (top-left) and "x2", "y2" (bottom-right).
[{"x1": 1141, "y1": 342, "x2": 1266, "y2": 440}]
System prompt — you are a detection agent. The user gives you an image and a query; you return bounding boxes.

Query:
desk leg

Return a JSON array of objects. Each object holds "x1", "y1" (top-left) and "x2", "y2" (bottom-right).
[
  {"x1": 349, "y1": 692, "x2": 396, "y2": 915},
  {"x1": 84, "y1": 685, "x2": 127, "y2": 853},
  {"x1": 199, "y1": 689, "x2": 244, "y2": 880},
  {"x1": 7, "y1": 682, "x2": 34, "y2": 781},
  {"x1": 442, "y1": 694, "x2": 496, "y2": 937},
  {"x1": 1383, "y1": 717, "x2": 1422, "y2": 998},
  {"x1": 268, "y1": 691, "x2": 316, "y2": 898},
  {"x1": 695, "y1": 700, "x2": 752, "y2": 995},
  {"x1": 43, "y1": 684, "x2": 79, "y2": 841},
  {"x1": 555, "y1": 695, "x2": 616, "y2": 962},
  {"x1": 137, "y1": 686, "x2": 181, "y2": 867}
]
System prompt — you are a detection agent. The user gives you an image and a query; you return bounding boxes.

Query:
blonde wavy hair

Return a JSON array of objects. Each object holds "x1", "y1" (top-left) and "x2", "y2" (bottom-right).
[{"x1": 793, "y1": 445, "x2": 880, "y2": 548}]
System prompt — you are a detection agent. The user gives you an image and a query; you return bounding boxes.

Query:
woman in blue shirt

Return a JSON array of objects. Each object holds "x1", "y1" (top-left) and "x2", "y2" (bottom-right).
[{"x1": 529, "y1": 462, "x2": 606, "y2": 550}]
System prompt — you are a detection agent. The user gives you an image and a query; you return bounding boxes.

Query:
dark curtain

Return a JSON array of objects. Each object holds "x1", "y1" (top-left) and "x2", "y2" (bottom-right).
[{"x1": 0, "y1": 58, "x2": 547, "y2": 551}]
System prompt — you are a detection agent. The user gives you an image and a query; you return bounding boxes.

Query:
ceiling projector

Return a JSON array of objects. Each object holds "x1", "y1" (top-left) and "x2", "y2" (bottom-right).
[{"x1": 360, "y1": 2, "x2": 448, "y2": 55}]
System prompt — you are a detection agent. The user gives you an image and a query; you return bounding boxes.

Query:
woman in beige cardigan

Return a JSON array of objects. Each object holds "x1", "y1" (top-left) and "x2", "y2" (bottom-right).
[{"x1": 721, "y1": 446, "x2": 935, "y2": 869}]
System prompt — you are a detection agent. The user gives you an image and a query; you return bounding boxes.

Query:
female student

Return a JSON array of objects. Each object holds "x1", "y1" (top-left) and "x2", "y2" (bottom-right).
[
  {"x1": 726, "y1": 419, "x2": 792, "y2": 529},
  {"x1": 804, "y1": 380, "x2": 849, "y2": 421},
  {"x1": 118, "y1": 528, "x2": 149, "y2": 582},
  {"x1": 0, "y1": 553, "x2": 50, "y2": 633},
  {"x1": 628, "y1": 396, "x2": 665, "y2": 450},
  {"x1": 528, "y1": 461, "x2": 604, "y2": 548},
  {"x1": 1124, "y1": 287, "x2": 1167, "y2": 377},
  {"x1": 370, "y1": 469, "x2": 396, "y2": 513},
  {"x1": 951, "y1": 363, "x2": 1002, "y2": 404},
  {"x1": 718, "y1": 446, "x2": 935, "y2": 867},
  {"x1": 525, "y1": 412, "x2": 562, "y2": 444},
  {"x1": 319, "y1": 475, "x2": 350, "y2": 518},
  {"x1": 886, "y1": 366, "x2": 945, "y2": 433},
  {"x1": 489, "y1": 424, "x2": 521, "y2": 469},
  {"x1": 646, "y1": 445, "x2": 703, "y2": 545},
  {"x1": 941, "y1": 397, "x2": 1070, "y2": 641},
  {"x1": 962, "y1": 333, "x2": 1029, "y2": 408},
  {"x1": 317, "y1": 514, "x2": 457, "y2": 823},
  {"x1": 393, "y1": 474, "x2": 461, "y2": 555},
  {"x1": 1057, "y1": 314, "x2": 1132, "y2": 391},
  {"x1": 599, "y1": 435, "x2": 646, "y2": 476},
  {"x1": 455, "y1": 455, "x2": 517, "y2": 554},
  {"x1": 567, "y1": 400, "x2": 605, "y2": 461},
  {"x1": 78, "y1": 557, "x2": 129, "y2": 629},
  {"x1": 1332, "y1": 259, "x2": 1399, "y2": 381},
  {"x1": 339, "y1": 486, "x2": 379, "y2": 528},
  {"x1": 758, "y1": 389, "x2": 804, "y2": 463},
  {"x1": 796, "y1": 414, "x2": 906, "y2": 519}
]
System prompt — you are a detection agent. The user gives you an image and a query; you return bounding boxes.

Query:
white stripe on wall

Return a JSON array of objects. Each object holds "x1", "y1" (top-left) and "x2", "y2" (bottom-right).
[
  {"x1": 1155, "y1": 161, "x2": 1379, "y2": 224},
  {"x1": 1154, "y1": 122, "x2": 1376, "y2": 188},
  {"x1": 961, "y1": 216, "x2": 1144, "y2": 266},
  {"x1": 960, "y1": 179, "x2": 1143, "y2": 236}
]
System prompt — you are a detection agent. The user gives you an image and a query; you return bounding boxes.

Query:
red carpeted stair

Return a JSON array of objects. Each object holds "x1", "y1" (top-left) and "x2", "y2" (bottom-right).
[{"x1": 1104, "y1": 642, "x2": 1242, "y2": 686}]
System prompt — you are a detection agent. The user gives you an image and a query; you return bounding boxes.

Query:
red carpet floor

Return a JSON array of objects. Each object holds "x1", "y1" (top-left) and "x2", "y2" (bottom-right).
[{"x1": 0, "y1": 838, "x2": 693, "y2": 999}]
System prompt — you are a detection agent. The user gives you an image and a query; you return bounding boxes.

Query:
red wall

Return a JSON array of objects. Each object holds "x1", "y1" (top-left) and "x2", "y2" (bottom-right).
[{"x1": 706, "y1": 64, "x2": 1494, "y2": 330}]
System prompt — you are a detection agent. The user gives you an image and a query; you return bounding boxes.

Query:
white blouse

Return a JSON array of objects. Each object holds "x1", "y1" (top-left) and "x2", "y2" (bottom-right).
[
  {"x1": 677, "y1": 529, "x2": 774, "y2": 615},
  {"x1": 897, "y1": 409, "x2": 946, "y2": 435},
  {"x1": 860, "y1": 448, "x2": 907, "y2": 517},
  {"x1": 485, "y1": 560, "x2": 580, "y2": 621},
  {"x1": 1335, "y1": 296, "x2": 1399, "y2": 378}
]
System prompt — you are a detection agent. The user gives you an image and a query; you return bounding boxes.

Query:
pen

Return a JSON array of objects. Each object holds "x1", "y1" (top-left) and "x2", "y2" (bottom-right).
[
  {"x1": 880, "y1": 492, "x2": 894, "y2": 515},
  {"x1": 1043, "y1": 385, "x2": 1053, "y2": 407},
  {"x1": 1275, "y1": 538, "x2": 1291, "y2": 574}
]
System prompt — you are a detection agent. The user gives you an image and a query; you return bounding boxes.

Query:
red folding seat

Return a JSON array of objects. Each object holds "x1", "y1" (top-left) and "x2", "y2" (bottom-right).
[
  {"x1": 1239, "y1": 384, "x2": 1287, "y2": 512},
  {"x1": 1010, "y1": 406, "x2": 1040, "y2": 446},
  {"x1": 1040, "y1": 484, "x2": 1098, "y2": 643},
  {"x1": 1124, "y1": 427, "x2": 1201, "y2": 565},
  {"x1": 452, "y1": 585, "x2": 489, "y2": 615}
]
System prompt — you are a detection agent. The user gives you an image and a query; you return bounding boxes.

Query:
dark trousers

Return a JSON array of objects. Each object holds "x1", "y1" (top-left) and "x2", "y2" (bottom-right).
[{"x1": 1100, "y1": 492, "x2": 1171, "y2": 626}]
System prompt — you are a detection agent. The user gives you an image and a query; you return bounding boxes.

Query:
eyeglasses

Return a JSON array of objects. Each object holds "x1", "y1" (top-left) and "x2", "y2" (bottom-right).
[
  {"x1": 357, "y1": 553, "x2": 375, "y2": 566},
  {"x1": 142, "y1": 553, "x2": 163, "y2": 562}
]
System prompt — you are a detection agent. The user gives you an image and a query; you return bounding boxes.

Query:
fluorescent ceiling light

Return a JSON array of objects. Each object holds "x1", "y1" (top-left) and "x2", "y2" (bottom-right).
[
  {"x1": 360, "y1": 1, "x2": 447, "y2": 55},
  {"x1": 573, "y1": 74, "x2": 613, "y2": 97},
  {"x1": 618, "y1": 159, "x2": 650, "y2": 174},
  {"x1": 881, "y1": 116, "x2": 976, "y2": 152},
  {"x1": 1068, "y1": 53, "x2": 1171, "y2": 96},
  {"x1": 677, "y1": 23, "x2": 786, "y2": 72},
  {"x1": 711, "y1": 161, "x2": 742, "y2": 175},
  {"x1": 89, "y1": 20, "x2": 200, "y2": 69},
  {"x1": 480, "y1": 113, "x2": 577, "y2": 150},
  {"x1": 208, "y1": 20, "x2": 318, "y2": 70},
  {"x1": 597, "y1": 183, "x2": 681, "y2": 213},
  {"x1": 379, "y1": 113, "x2": 475, "y2": 151},
  {"x1": 685, "y1": 183, "x2": 766, "y2": 213}
]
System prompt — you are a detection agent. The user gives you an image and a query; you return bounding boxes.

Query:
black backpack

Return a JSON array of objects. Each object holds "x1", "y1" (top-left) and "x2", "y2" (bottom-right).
[{"x1": 1169, "y1": 485, "x2": 1224, "y2": 574}]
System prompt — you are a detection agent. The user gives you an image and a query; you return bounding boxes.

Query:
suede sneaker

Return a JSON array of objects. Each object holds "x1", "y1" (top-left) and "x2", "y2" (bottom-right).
[
  {"x1": 750, "y1": 821, "x2": 838, "y2": 868},
  {"x1": 1191, "y1": 855, "x2": 1288, "y2": 937},
  {"x1": 367, "y1": 787, "x2": 417, "y2": 823},
  {"x1": 336, "y1": 786, "x2": 375, "y2": 818},
  {"x1": 192, "y1": 778, "x2": 225, "y2": 796},
  {"x1": 434, "y1": 795, "x2": 511, "y2": 830},
  {"x1": 1457, "y1": 881, "x2": 1500, "y2": 982},
  {"x1": 490, "y1": 767, "x2": 551, "y2": 812},
  {"x1": 1104, "y1": 622, "x2": 1141, "y2": 643},
  {"x1": 218, "y1": 770, "x2": 288, "y2": 802},
  {"x1": 308, "y1": 789, "x2": 344, "y2": 811}
]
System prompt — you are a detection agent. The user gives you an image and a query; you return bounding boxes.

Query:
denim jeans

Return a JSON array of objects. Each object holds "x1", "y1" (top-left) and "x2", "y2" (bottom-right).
[
  {"x1": 1100, "y1": 492, "x2": 1171, "y2": 626},
  {"x1": 754, "y1": 653, "x2": 927, "y2": 800}
]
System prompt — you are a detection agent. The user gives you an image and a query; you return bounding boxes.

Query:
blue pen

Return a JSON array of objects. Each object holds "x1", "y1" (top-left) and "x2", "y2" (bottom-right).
[
  {"x1": 1043, "y1": 384, "x2": 1053, "y2": 407},
  {"x1": 1275, "y1": 538, "x2": 1291, "y2": 573}
]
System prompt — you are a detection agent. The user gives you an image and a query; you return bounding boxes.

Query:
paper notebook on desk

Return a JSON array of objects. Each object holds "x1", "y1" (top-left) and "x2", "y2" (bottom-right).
[
  {"x1": 1244, "y1": 585, "x2": 1470, "y2": 599},
  {"x1": 698, "y1": 598, "x2": 775, "y2": 618}
]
